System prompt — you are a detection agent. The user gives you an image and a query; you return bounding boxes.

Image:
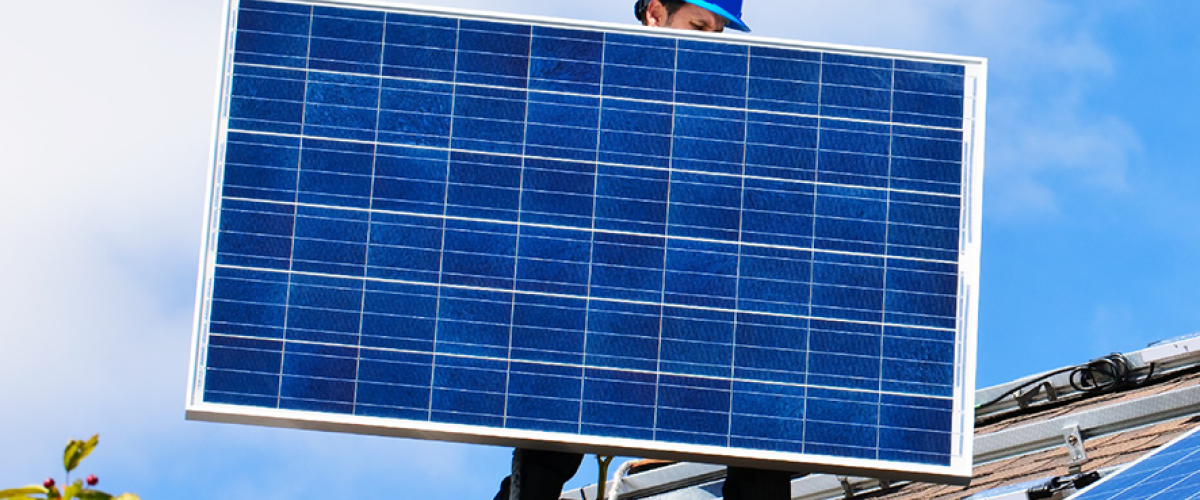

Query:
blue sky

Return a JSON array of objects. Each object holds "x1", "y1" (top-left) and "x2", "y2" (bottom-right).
[{"x1": 1, "y1": 0, "x2": 1197, "y2": 498}]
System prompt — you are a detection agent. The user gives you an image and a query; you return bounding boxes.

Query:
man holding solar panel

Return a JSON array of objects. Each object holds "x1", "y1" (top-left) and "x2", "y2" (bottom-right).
[{"x1": 493, "y1": 4, "x2": 795, "y2": 499}]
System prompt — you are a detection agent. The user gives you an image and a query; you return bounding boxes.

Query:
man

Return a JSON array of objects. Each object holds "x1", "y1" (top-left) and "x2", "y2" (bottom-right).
[
  {"x1": 493, "y1": 2, "x2": 795, "y2": 499},
  {"x1": 635, "y1": 0, "x2": 750, "y2": 32}
]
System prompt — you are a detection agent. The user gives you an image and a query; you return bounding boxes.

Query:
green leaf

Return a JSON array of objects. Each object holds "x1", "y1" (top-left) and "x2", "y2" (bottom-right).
[
  {"x1": 64, "y1": 435, "x2": 99, "y2": 473},
  {"x1": 64, "y1": 439, "x2": 83, "y2": 472},
  {"x1": 63, "y1": 481, "x2": 83, "y2": 499},
  {"x1": 77, "y1": 491, "x2": 112, "y2": 500},
  {"x1": 0, "y1": 485, "x2": 49, "y2": 498},
  {"x1": 79, "y1": 435, "x2": 99, "y2": 463}
]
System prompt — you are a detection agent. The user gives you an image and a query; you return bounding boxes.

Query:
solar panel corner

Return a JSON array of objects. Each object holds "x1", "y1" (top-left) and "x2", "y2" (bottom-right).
[
  {"x1": 188, "y1": 0, "x2": 986, "y2": 483},
  {"x1": 1068, "y1": 424, "x2": 1200, "y2": 499}
]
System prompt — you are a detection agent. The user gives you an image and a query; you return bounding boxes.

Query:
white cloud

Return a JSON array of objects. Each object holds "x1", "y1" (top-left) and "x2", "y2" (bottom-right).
[
  {"x1": 0, "y1": 0, "x2": 214, "y2": 404},
  {"x1": 948, "y1": 2, "x2": 1139, "y2": 220}
]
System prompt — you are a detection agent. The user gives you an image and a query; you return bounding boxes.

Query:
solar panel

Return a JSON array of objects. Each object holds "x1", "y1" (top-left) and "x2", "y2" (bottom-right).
[
  {"x1": 1069, "y1": 425, "x2": 1200, "y2": 499},
  {"x1": 187, "y1": 0, "x2": 986, "y2": 482}
]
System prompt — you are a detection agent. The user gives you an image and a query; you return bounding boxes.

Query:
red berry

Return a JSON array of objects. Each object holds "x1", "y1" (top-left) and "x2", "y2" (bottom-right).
[
  {"x1": 86, "y1": 474, "x2": 99, "y2": 486},
  {"x1": 43, "y1": 478, "x2": 55, "y2": 488}
]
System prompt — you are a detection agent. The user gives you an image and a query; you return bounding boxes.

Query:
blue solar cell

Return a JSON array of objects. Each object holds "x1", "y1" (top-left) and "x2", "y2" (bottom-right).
[
  {"x1": 1070, "y1": 426, "x2": 1200, "y2": 500},
  {"x1": 193, "y1": 0, "x2": 984, "y2": 478},
  {"x1": 206, "y1": 370, "x2": 279, "y2": 400}
]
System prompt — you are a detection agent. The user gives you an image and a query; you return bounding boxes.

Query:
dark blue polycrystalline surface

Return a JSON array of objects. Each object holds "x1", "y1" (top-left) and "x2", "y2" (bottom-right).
[
  {"x1": 1070, "y1": 426, "x2": 1200, "y2": 500},
  {"x1": 205, "y1": 0, "x2": 973, "y2": 468}
]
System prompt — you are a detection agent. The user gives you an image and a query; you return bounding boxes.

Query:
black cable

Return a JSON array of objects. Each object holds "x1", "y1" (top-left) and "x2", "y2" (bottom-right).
[
  {"x1": 1026, "y1": 471, "x2": 1102, "y2": 498},
  {"x1": 976, "y1": 353, "x2": 1155, "y2": 410},
  {"x1": 975, "y1": 366, "x2": 1075, "y2": 410},
  {"x1": 1069, "y1": 353, "x2": 1155, "y2": 394}
]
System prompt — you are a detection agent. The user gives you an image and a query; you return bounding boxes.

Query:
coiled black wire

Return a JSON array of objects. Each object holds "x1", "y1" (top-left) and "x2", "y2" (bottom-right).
[
  {"x1": 1070, "y1": 353, "x2": 1145, "y2": 394},
  {"x1": 976, "y1": 353, "x2": 1154, "y2": 410}
]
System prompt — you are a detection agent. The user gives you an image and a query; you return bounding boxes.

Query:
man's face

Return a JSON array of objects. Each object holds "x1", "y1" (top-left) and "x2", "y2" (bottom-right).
[{"x1": 647, "y1": 1, "x2": 728, "y2": 33}]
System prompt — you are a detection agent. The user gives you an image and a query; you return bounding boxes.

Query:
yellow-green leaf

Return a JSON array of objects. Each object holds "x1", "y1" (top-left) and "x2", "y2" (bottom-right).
[
  {"x1": 112, "y1": 495, "x2": 140, "y2": 500},
  {"x1": 64, "y1": 434, "x2": 99, "y2": 473},
  {"x1": 0, "y1": 485, "x2": 49, "y2": 498},
  {"x1": 79, "y1": 435, "x2": 99, "y2": 463},
  {"x1": 64, "y1": 439, "x2": 83, "y2": 472},
  {"x1": 64, "y1": 481, "x2": 83, "y2": 499},
  {"x1": 77, "y1": 490, "x2": 112, "y2": 500}
]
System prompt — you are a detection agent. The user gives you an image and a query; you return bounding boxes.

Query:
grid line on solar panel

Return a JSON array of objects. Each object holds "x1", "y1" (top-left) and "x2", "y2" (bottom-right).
[
  {"x1": 215, "y1": 191, "x2": 962, "y2": 263},
  {"x1": 211, "y1": 231, "x2": 960, "y2": 316},
  {"x1": 208, "y1": 314, "x2": 955, "y2": 383},
  {"x1": 227, "y1": 89, "x2": 964, "y2": 153},
  {"x1": 203, "y1": 0, "x2": 976, "y2": 466},
  {"x1": 208, "y1": 267, "x2": 955, "y2": 369},
  {"x1": 223, "y1": 158, "x2": 964, "y2": 226},
  {"x1": 230, "y1": 34, "x2": 966, "y2": 122},
  {"x1": 875, "y1": 62, "x2": 899, "y2": 450}
]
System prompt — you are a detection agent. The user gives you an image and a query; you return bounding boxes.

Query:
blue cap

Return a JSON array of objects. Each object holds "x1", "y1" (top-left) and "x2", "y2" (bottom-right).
[{"x1": 686, "y1": 0, "x2": 750, "y2": 32}]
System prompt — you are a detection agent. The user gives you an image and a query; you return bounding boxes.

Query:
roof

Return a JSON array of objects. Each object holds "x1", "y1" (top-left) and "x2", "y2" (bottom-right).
[
  {"x1": 865, "y1": 371, "x2": 1200, "y2": 500},
  {"x1": 566, "y1": 335, "x2": 1200, "y2": 500}
]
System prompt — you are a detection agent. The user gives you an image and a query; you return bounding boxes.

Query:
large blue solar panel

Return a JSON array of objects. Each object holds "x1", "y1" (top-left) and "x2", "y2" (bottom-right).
[
  {"x1": 187, "y1": 0, "x2": 986, "y2": 481},
  {"x1": 1070, "y1": 425, "x2": 1200, "y2": 499}
]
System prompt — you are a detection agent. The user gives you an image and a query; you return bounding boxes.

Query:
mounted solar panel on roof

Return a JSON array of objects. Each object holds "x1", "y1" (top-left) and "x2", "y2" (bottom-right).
[
  {"x1": 1069, "y1": 425, "x2": 1200, "y2": 500},
  {"x1": 187, "y1": 0, "x2": 987, "y2": 483}
]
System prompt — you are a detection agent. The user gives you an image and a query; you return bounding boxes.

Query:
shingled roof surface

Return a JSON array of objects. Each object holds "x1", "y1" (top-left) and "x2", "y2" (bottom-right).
[{"x1": 853, "y1": 368, "x2": 1200, "y2": 500}]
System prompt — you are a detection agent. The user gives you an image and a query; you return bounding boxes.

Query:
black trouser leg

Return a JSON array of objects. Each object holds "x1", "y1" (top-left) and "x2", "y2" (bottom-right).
[
  {"x1": 722, "y1": 467, "x2": 793, "y2": 500},
  {"x1": 493, "y1": 449, "x2": 584, "y2": 500}
]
